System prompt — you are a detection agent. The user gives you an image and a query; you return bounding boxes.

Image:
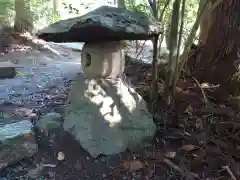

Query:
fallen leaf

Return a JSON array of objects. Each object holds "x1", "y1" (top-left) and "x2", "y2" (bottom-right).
[
  {"x1": 23, "y1": 132, "x2": 33, "y2": 138},
  {"x1": 177, "y1": 79, "x2": 192, "y2": 90},
  {"x1": 185, "y1": 104, "x2": 193, "y2": 115},
  {"x1": 123, "y1": 160, "x2": 144, "y2": 172},
  {"x1": 201, "y1": 83, "x2": 210, "y2": 88},
  {"x1": 57, "y1": 151, "x2": 65, "y2": 161},
  {"x1": 179, "y1": 144, "x2": 197, "y2": 152},
  {"x1": 164, "y1": 151, "x2": 176, "y2": 159}
]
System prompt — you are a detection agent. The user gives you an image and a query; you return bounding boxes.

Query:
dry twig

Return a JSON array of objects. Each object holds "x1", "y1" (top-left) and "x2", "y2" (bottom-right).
[
  {"x1": 191, "y1": 76, "x2": 208, "y2": 107},
  {"x1": 163, "y1": 158, "x2": 199, "y2": 179},
  {"x1": 222, "y1": 165, "x2": 237, "y2": 180}
]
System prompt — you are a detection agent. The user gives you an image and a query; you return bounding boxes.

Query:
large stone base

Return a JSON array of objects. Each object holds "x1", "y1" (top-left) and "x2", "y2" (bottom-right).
[{"x1": 63, "y1": 76, "x2": 156, "y2": 158}]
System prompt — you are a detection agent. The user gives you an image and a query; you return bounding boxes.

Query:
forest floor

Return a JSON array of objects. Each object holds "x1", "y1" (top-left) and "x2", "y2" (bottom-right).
[
  {"x1": 124, "y1": 59, "x2": 240, "y2": 180},
  {"x1": 0, "y1": 33, "x2": 239, "y2": 180}
]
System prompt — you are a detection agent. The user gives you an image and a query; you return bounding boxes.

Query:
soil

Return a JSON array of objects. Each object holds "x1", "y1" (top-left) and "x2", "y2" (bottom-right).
[{"x1": 0, "y1": 33, "x2": 240, "y2": 180}]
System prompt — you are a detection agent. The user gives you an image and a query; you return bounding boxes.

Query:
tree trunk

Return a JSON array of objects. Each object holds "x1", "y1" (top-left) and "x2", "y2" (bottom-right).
[
  {"x1": 118, "y1": 0, "x2": 125, "y2": 8},
  {"x1": 14, "y1": 0, "x2": 33, "y2": 33},
  {"x1": 53, "y1": 0, "x2": 61, "y2": 12},
  {"x1": 198, "y1": 0, "x2": 211, "y2": 45},
  {"x1": 191, "y1": 0, "x2": 240, "y2": 99}
]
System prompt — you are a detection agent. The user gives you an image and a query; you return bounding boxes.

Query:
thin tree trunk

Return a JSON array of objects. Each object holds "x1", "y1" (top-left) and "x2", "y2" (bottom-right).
[
  {"x1": 53, "y1": 0, "x2": 61, "y2": 12},
  {"x1": 14, "y1": 0, "x2": 33, "y2": 33},
  {"x1": 118, "y1": 0, "x2": 125, "y2": 8},
  {"x1": 198, "y1": 0, "x2": 211, "y2": 45}
]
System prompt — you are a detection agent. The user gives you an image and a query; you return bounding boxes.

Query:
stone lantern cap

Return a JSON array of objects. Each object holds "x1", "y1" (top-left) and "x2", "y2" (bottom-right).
[{"x1": 37, "y1": 6, "x2": 163, "y2": 42}]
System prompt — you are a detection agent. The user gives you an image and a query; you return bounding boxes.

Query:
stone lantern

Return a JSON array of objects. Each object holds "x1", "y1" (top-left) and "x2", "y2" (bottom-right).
[
  {"x1": 81, "y1": 41, "x2": 125, "y2": 79},
  {"x1": 38, "y1": 6, "x2": 163, "y2": 158}
]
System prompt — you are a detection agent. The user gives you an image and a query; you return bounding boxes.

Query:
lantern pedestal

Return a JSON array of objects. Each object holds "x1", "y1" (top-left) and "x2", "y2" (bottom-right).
[{"x1": 63, "y1": 41, "x2": 156, "y2": 157}]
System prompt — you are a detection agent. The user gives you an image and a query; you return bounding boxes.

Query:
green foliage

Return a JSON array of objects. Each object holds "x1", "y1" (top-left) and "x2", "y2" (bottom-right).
[
  {"x1": 26, "y1": 0, "x2": 60, "y2": 27},
  {"x1": 0, "y1": 0, "x2": 14, "y2": 25},
  {"x1": 62, "y1": 2, "x2": 79, "y2": 14},
  {"x1": 0, "y1": 0, "x2": 60, "y2": 30},
  {"x1": 62, "y1": 0, "x2": 199, "y2": 40},
  {"x1": 0, "y1": 0, "x2": 13, "y2": 15},
  {"x1": 125, "y1": 0, "x2": 151, "y2": 14},
  {"x1": 124, "y1": 0, "x2": 202, "y2": 105},
  {"x1": 125, "y1": 0, "x2": 199, "y2": 42}
]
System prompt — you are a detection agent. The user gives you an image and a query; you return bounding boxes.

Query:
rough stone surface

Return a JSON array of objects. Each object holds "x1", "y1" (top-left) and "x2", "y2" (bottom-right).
[
  {"x1": 36, "y1": 112, "x2": 62, "y2": 132},
  {"x1": 81, "y1": 41, "x2": 125, "y2": 78},
  {"x1": 35, "y1": 112, "x2": 63, "y2": 147},
  {"x1": 0, "y1": 61, "x2": 16, "y2": 79},
  {"x1": 0, "y1": 120, "x2": 38, "y2": 171},
  {"x1": 63, "y1": 75, "x2": 156, "y2": 158},
  {"x1": 37, "y1": 6, "x2": 163, "y2": 42}
]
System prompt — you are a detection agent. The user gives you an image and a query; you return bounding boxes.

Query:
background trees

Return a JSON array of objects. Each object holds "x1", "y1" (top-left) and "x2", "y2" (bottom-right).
[
  {"x1": 14, "y1": 0, "x2": 33, "y2": 32},
  {"x1": 189, "y1": 0, "x2": 240, "y2": 100},
  {"x1": 0, "y1": 0, "x2": 60, "y2": 33}
]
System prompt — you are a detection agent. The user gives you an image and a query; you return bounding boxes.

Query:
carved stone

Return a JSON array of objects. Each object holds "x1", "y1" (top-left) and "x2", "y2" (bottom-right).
[
  {"x1": 37, "y1": 6, "x2": 163, "y2": 42},
  {"x1": 81, "y1": 41, "x2": 125, "y2": 78}
]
